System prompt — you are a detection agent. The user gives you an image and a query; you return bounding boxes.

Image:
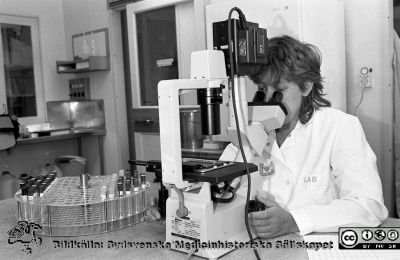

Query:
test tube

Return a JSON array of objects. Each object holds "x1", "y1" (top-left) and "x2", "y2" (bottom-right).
[
  {"x1": 38, "y1": 183, "x2": 44, "y2": 198},
  {"x1": 125, "y1": 169, "x2": 131, "y2": 179},
  {"x1": 118, "y1": 177, "x2": 124, "y2": 196},
  {"x1": 39, "y1": 183, "x2": 47, "y2": 225},
  {"x1": 125, "y1": 178, "x2": 132, "y2": 218},
  {"x1": 28, "y1": 184, "x2": 36, "y2": 222},
  {"x1": 140, "y1": 174, "x2": 146, "y2": 212},
  {"x1": 41, "y1": 181, "x2": 48, "y2": 193},
  {"x1": 140, "y1": 174, "x2": 146, "y2": 190},
  {"x1": 107, "y1": 174, "x2": 117, "y2": 221},
  {"x1": 28, "y1": 185, "x2": 35, "y2": 200},
  {"x1": 100, "y1": 185, "x2": 107, "y2": 201},
  {"x1": 20, "y1": 180, "x2": 28, "y2": 221},
  {"x1": 35, "y1": 180, "x2": 42, "y2": 191},
  {"x1": 45, "y1": 177, "x2": 52, "y2": 187},
  {"x1": 49, "y1": 172, "x2": 56, "y2": 182},
  {"x1": 118, "y1": 179, "x2": 124, "y2": 219},
  {"x1": 132, "y1": 170, "x2": 139, "y2": 189}
]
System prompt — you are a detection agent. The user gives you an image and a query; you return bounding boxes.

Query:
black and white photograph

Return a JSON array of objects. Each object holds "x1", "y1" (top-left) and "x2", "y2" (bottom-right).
[{"x1": 0, "y1": 0, "x2": 398, "y2": 259}]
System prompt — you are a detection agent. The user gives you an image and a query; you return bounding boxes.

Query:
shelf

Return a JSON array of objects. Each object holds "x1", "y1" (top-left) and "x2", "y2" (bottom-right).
[{"x1": 56, "y1": 56, "x2": 109, "y2": 73}]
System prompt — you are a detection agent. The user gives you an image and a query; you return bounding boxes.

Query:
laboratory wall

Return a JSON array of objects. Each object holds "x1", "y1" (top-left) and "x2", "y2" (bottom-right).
[
  {"x1": 0, "y1": 0, "x2": 79, "y2": 176},
  {"x1": 62, "y1": 0, "x2": 129, "y2": 175},
  {"x1": 344, "y1": 0, "x2": 394, "y2": 215}
]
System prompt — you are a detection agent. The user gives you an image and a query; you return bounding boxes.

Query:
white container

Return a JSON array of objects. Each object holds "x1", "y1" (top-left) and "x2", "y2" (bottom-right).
[{"x1": 0, "y1": 171, "x2": 18, "y2": 200}]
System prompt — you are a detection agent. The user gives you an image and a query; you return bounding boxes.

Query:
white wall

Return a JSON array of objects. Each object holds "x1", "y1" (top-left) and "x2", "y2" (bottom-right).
[
  {"x1": 344, "y1": 0, "x2": 394, "y2": 215},
  {"x1": 62, "y1": 0, "x2": 129, "y2": 174}
]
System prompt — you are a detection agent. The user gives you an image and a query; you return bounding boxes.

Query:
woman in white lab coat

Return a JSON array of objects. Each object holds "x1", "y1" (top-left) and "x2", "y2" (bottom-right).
[{"x1": 221, "y1": 35, "x2": 388, "y2": 238}]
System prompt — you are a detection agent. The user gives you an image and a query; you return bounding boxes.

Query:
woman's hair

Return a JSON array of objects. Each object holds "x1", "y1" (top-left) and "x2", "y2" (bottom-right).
[{"x1": 250, "y1": 35, "x2": 331, "y2": 124}]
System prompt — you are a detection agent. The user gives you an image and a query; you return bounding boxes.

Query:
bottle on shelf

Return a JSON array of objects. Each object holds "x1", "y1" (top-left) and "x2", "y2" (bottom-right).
[
  {"x1": 81, "y1": 32, "x2": 90, "y2": 59},
  {"x1": 90, "y1": 32, "x2": 96, "y2": 56}
]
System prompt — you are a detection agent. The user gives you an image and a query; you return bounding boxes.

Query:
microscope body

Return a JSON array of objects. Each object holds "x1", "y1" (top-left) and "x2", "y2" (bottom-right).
[
  {"x1": 157, "y1": 50, "x2": 285, "y2": 259},
  {"x1": 158, "y1": 51, "x2": 250, "y2": 258}
]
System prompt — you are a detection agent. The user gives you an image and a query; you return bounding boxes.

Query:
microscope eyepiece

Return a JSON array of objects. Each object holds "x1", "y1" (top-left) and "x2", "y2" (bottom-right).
[
  {"x1": 270, "y1": 91, "x2": 283, "y2": 104},
  {"x1": 265, "y1": 91, "x2": 288, "y2": 115},
  {"x1": 251, "y1": 90, "x2": 266, "y2": 102}
]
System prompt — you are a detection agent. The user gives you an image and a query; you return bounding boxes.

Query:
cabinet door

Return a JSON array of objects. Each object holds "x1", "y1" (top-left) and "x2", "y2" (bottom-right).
[{"x1": 0, "y1": 15, "x2": 44, "y2": 124}]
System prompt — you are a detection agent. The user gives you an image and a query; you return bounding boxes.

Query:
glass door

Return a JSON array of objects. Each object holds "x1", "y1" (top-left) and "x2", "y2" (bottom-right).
[{"x1": 136, "y1": 6, "x2": 178, "y2": 106}]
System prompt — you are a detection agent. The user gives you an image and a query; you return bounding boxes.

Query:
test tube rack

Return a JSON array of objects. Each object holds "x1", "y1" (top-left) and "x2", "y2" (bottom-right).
[{"x1": 14, "y1": 175, "x2": 148, "y2": 236}]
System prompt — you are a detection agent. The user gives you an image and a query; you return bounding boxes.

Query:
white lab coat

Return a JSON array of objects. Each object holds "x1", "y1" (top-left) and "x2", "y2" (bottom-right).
[{"x1": 220, "y1": 107, "x2": 388, "y2": 235}]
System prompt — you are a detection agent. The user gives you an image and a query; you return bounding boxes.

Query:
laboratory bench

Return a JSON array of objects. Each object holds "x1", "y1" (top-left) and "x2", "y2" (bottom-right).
[
  {"x1": 16, "y1": 128, "x2": 106, "y2": 146},
  {"x1": 14, "y1": 128, "x2": 106, "y2": 175},
  {"x1": 1, "y1": 194, "x2": 400, "y2": 260}
]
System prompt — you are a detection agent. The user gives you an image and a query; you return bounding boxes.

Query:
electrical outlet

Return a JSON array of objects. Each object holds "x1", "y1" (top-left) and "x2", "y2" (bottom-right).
[
  {"x1": 69, "y1": 78, "x2": 90, "y2": 100},
  {"x1": 360, "y1": 67, "x2": 373, "y2": 88}
]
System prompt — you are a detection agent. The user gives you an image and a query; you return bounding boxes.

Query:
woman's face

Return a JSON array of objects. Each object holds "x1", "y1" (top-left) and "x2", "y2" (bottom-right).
[{"x1": 258, "y1": 71, "x2": 308, "y2": 128}]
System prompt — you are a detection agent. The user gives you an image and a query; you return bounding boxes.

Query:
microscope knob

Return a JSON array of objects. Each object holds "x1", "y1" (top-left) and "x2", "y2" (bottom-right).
[
  {"x1": 248, "y1": 200, "x2": 266, "y2": 213},
  {"x1": 176, "y1": 207, "x2": 189, "y2": 218}
]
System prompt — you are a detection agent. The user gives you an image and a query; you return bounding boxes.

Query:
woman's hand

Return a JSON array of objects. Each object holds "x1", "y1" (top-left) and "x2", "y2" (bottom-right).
[{"x1": 249, "y1": 191, "x2": 299, "y2": 238}]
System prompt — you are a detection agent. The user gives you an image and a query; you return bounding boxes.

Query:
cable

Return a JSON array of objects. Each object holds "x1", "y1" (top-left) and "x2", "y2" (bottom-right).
[
  {"x1": 228, "y1": 7, "x2": 261, "y2": 260},
  {"x1": 353, "y1": 84, "x2": 366, "y2": 116}
]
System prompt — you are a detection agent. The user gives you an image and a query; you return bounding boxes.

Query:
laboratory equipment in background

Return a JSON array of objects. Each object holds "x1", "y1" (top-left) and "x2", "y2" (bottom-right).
[
  {"x1": 21, "y1": 100, "x2": 105, "y2": 138},
  {"x1": 46, "y1": 100, "x2": 105, "y2": 131},
  {"x1": 55, "y1": 155, "x2": 86, "y2": 177},
  {"x1": 69, "y1": 78, "x2": 90, "y2": 101},
  {"x1": 180, "y1": 108, "x2": 204, "y2": 149},
  {"x1": 14, "y1": 169, "x2": 148, "y2": 236}
]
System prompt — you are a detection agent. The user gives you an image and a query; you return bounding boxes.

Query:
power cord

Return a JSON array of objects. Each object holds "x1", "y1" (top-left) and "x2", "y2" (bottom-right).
[
  {"x1": 228, "y1": 7, "x2": 261, "y2": 260},
  {"x1": 353, "y1": 78, "x2": 367, "y2": 116}
]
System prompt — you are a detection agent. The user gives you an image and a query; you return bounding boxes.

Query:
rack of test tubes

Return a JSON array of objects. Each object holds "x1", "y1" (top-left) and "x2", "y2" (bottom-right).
[{"x1": 14, "y1": 170, "x2": 148, "y2": 236}]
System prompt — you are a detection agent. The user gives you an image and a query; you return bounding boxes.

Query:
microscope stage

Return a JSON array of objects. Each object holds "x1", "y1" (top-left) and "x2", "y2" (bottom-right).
[{"x1": 182, "y1": 158, "x2": 257, "y2": 183}]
